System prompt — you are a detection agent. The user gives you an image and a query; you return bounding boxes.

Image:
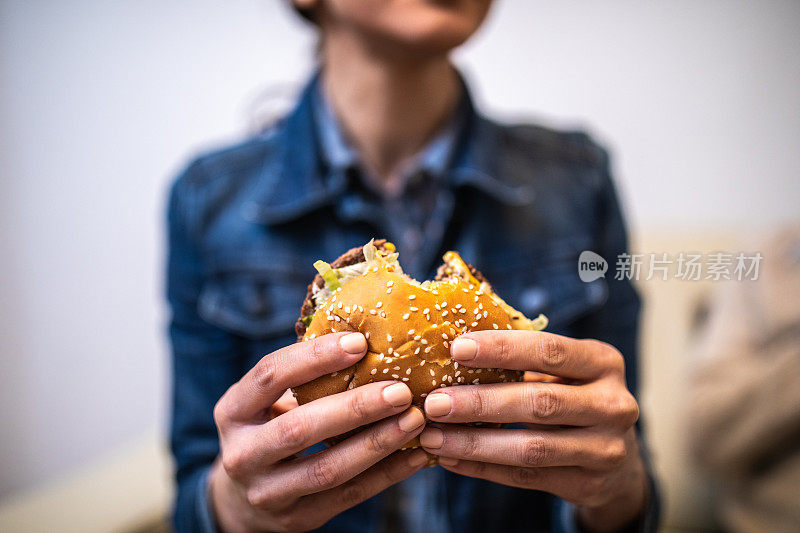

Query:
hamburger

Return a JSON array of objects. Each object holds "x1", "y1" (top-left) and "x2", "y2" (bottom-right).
[{"x1": 293, "y1": 239, "x2": 547, "y2": 452}]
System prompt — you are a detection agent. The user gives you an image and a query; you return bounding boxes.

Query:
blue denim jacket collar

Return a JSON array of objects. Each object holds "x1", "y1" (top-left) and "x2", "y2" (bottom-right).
[{"x1": 243, "y1": 72, "x2": 533, "y2": 226}]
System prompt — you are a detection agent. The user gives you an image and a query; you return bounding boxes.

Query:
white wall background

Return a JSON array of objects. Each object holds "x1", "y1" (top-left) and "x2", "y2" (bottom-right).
[{"x1": 1, "y1": 0, "x2": 798, "y2": 501}]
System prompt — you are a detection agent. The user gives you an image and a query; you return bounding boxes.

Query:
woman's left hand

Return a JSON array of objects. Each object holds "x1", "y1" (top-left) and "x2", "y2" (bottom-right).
[{"x1": 420, "y1": 330, "x2": 648, "y2": 531}]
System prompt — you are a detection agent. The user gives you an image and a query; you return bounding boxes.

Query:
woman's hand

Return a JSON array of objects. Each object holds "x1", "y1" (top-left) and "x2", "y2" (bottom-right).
[
  {"x1": 419, "y1": 330, "x2": 648, "y2": 532},
  {"x1": 210, "y1": 332, "x2": 427, "y2": 533}
]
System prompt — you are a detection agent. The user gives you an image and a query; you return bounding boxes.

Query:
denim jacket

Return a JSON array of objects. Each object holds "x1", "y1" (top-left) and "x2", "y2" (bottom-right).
[{"x1": 166, "y1": 74, "x2": 658, "y2": 532}]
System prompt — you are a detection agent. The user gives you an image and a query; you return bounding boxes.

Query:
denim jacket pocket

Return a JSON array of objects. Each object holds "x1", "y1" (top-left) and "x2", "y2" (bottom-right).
[
  {"x1": 483, "y1": 240, "x2": 608, "y2": 332},
  {"x1": 198, "y1": 258, "x2": 307, "y2": 339}
]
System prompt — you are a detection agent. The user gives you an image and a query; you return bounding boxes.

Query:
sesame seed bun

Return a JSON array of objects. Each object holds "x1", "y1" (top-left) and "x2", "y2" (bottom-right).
[{"x1": 291, "y1": 240, "x2": 548, "y2": 459}]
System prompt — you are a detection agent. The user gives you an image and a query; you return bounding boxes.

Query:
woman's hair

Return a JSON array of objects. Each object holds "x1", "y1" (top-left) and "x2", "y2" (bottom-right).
[{"x1": 290, "y1": 2, "x2": 317, "y2": 25}]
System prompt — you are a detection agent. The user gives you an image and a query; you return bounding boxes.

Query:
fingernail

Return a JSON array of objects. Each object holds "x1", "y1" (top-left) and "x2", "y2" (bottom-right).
[
  {"x1": 383, "y1": 382, "x2": 412, "y2": 407},
  {"x1": 438, "y1": 456, "x2": 459, "y2": 466},
  {"x1": 339, "y1": 333, "x2": 367, "y2": 354},
  {"x1": 451, "y1": 338, "x2": 477, "y2": 361},
  {"x1": 419, "y1": 427, "x2": 444, "y2": 449},
  {"x1": 425, "y1": 394, "x2": 452, "y2": 417},
  {"x1": 398, "y1": 407, "x2": 425, "y2": 432},
  {"x1": 407, "y1": 450, "x2": 428, "y2": 468}
]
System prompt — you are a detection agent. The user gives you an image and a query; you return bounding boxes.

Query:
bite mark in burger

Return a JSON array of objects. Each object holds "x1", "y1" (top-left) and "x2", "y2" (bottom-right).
[{"x1": 293, "y1": 239, "x2": 548, "y2": 455}]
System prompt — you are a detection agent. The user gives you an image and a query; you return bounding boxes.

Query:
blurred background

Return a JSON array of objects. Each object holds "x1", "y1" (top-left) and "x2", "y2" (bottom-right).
[{"x1": 1, "y1": 1, "x2": 798, "y2": 531}]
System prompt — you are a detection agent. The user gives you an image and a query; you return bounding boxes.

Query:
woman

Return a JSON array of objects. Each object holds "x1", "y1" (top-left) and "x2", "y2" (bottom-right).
[{"x1": 167, "y1": 1, "x2": 657, "y2": 531}]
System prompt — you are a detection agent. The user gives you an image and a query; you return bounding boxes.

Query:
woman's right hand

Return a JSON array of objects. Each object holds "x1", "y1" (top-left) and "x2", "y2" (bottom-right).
[{"x1": 209, "y1": 331, "x2": 428, "y2": 533}]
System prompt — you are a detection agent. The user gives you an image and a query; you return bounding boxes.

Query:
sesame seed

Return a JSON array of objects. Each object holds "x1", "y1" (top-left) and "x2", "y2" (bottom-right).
[
  {"x1": 507, "y1": 324, "x2": 512, "y2": 329},
  {"x1": 331, "y1": 371, "x2": 339, "y2": 377},
  {"x1": 381, "y1": 311, "x2": 386, "y2": 318},
  {"x1": 478, "y1": 303, "x2": 483, "y2": 310},
  {"x1": 423, "y1": 308, "x2": 430, "y2": 314},
  {"x1": 370, "y1": 368, "x2": 377, "y2": 375},
  {"x1": 420, "y1": 360, "x2": 426, "y2": 366},
  {"x1": 358, "y1": 305, "x2": 364, "y2": 312},
  {"x1": 403, "y1": 313, "x2": 410, "y2": 319},
  {"x1": 471, "y1": 321, "x2": 478, "y2": 327},
  {"x1": 455, "y1": 304, "x2": 462, "y2": 309},
  {"x1": 424, "y1": 346, "x2": 432, "y2": 353},
  {"x1": 421, "y1": 393, "x2": 428, "y2": 398},
  {"x1": 383, "y1": 368, "x2": 389, "y2": 374},
  {"x1": 420, "y1": 339, "x2": 428, "y2": 344},
  {"x1": 376, "y1": 301, "x2": 383, "y2": 308},
  {"x1": 408, "y1": 294, "x2": 416, "y2": 300},
  {"x1": 414, "y1": 347, "x2": 420, "y2": 355},
  {"x1": 472, "y1": 379, "x2": 480, "y2": 384},
  {"x1": 455, "y1": 370, "x2": 461, "y2": 377},
  {"x1": 432, "y1": 380, "x2": 437, "y2": 386},
  {"x1": 386, "y1": 333, "x2": 392, "y2": 342},
  {"x1": 310, "y1": 334, "x2": 316, "y2": 339},
  {"x1": 410, "y1": 306, "x2": 418, "y2": 312},
  {"x1": 460, "y1": 308, "x2": 466, "y2": 314},
  {"x1": 393, "y1": 365, "x2": 400, "y2": 370},
  {"x1": 388, "y1": 347, "x2": 393, "y2": 354},
  {"x1": 408, "y1": 329, "x2": 415, "y2": 335},
  {"x1": 457, "y1": 377, "x2": 464, "y2": 383},
  {"x1": 483, "y1": 311, "x2": 488, "y2": 318},
  {"x1": 429, "y1": 369, "x2": 435, "y2": 376},
  {"x1": 493, "y1": 323, "x2": 499, "y2": 329},
  {"x1": 469, "y1": 284, "x2": 474, "y2": 289},
  {"x1": 441, "y1": 301, "x2": 447, "y2": 307},
  {"x1": 370, "y1": 309, "x2": 376, "y2": 315},
  {"x1": 474, "y1": 296, "x2": 479, "y2": 302},
  {"x1": 442, "y1": 310, "x2": 449, "y2": 317},
  {"x1": 348, "y1": 382, "x2": 355, "y2": 390},
  {"x1": 462, "y1": 288, "x2": 469, "y2": 293},
  {"x1": 442, "y1": 333, "x2": 448, "y2": 339},
  {"x1": 414, "y1": 335, "x2": 421, "y2": 341},
  {"x1": 343, "y1": 374, "x2": 350, "y2": 381},
  {"x1": 432, "y1": 290, "x2": 439, "y2": 295},
  {"x1": 387, "y1": 280, "x2": 394, "y2": 287},
  {"x1": 386, "y1": 357, "x2": 393, "y2": 363},
  {"x1": 402, "y1": 377, "x2": 409, "y2": 382},
  {"x1": 344, "y1": 306, "x2": 350, "y2": 313},
  {"x1": 447, "y1": 375, "x2": 453, "y2": 383},
  {"x1": 440, "y1": 383, "x2": 447, "y2": 388},
  {"x1": 443, "y1": 341, "x2": 449, "y2": 347},
  {"x1": 386, "y1": 289, "x2": 392, "y2": 294},
  {"x1": 372, "y1": 266, "x2": 378, "y2": 272},
  {"x1": 334, "y1": 316, "x2": 341, "y2": 322},
  {"x1": 365, "y1": 331, "x2": 370, "y2": 339},
  {"x1": 338, "y1": 302, "x2": 343, "y2": 309},
  {"x1": 454, "y1": 362, "x2": 459, "y2": 369},
  {"x1": 434, "y1": 304, "x2": 441, "y2": 310},
  {"x1": 406, "y1": 368, "x2": 411, "y2": 375},
  {"x1": 392, "y1": 374, "x2": 399, "y2": 378}
]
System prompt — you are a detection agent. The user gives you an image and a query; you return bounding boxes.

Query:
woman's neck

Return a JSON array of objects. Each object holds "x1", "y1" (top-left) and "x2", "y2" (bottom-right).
[{"x1": 320, "y1": 30, "x2": 461, "y2": 186}]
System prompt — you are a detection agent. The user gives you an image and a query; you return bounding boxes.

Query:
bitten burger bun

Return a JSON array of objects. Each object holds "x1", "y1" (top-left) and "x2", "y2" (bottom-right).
[{"x1": 292, "y1": 239, "x2": 547, "y2": 451}]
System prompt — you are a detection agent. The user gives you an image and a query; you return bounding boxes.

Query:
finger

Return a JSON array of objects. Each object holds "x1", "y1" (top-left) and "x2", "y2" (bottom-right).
[
  {"x1": 217, "y1": 332, "x2": 367, "y2": 422},
  {"x1": 419, "y1": 425, "x2": 628, "y2": 470},
  {"x1": 256, "y1": 382, "x2": 418, "y2": 465},
  {"x1": 424, "y1": 382, "x2": 637, "y2": 427},
  {"x1": 450, "y1": 330, "x2": 622, "y2": 380},
  {"x1": 439, "y1": 459, "x2": 606, "y2": 506},
  {"x1": 250, "y1": 407, "x2": 426, "y2": 506},
  {"x1": 276, "y1": 450, "x2": 428, "y2": 532}
]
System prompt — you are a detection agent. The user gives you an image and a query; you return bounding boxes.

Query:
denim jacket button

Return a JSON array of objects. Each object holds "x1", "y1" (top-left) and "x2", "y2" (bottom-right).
[{"x1": 519, "y1": 285, "x2": 548, "y2": 314}]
